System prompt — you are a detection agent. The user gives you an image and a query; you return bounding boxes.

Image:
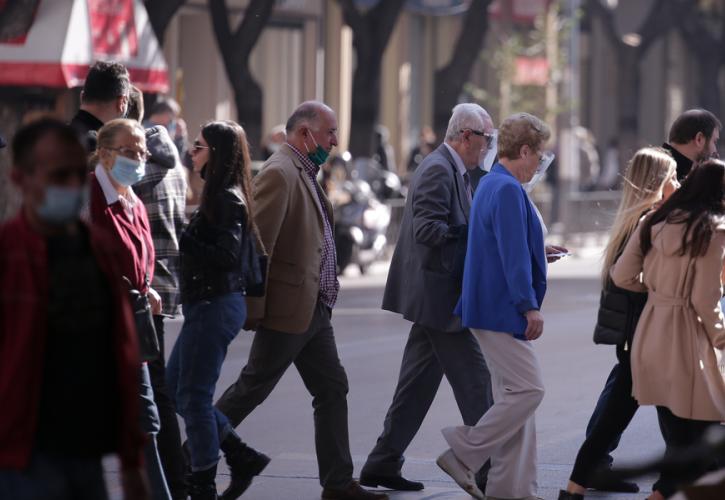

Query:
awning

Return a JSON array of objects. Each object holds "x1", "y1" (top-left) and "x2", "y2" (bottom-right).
[{"x1": 0, "y1": 0, "x2": 169, "y2": 92}]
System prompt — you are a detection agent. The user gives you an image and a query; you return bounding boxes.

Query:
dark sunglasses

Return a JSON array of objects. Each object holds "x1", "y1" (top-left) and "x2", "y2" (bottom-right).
[{"x1": 192, "y1": 141, "x2": 210, "y2": 153}]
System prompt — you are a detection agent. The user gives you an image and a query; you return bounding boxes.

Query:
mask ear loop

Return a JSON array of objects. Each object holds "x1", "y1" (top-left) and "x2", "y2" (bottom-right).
[{"x1": 302, "y1": 129, "x2": 312, "y2": 154}]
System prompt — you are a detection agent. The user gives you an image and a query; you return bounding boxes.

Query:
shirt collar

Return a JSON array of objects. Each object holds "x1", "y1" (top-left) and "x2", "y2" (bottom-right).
[
  {"x1": 94, "y1": 164, "x2": 137, "y2": 207},
  {"x1": 285, "y1": 142, "x2": 319, "y2": 175},
  {"x1": 75, "y1": 110, "x2": 104, "y2": 131},
  {"x1": 444, "y1": 143, "x2": 468, "y2": 178}
]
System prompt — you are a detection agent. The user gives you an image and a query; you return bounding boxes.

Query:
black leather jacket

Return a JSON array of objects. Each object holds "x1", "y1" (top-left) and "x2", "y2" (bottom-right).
[{"x1": 179, "y1": 187, "x2": 261, "y2": 304}]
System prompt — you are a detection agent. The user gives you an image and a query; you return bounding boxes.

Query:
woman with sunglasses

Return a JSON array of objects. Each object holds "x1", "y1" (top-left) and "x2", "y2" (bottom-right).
[
  {"x1": 167, "y1": 121, "x2": 266, "y2": 500},
  {"x1": 558, "y1": 147, "x2": 679, "y2": 500},
  {"x1": 89, "y1": 118, "x2": 171, "y2": 500}
]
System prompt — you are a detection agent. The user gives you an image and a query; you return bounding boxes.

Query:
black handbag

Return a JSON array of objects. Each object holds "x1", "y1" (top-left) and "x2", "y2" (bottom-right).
[
  {"x1": 124, "y1": 276, "x2": 160, "y2": 362},
  {"x1": 244, "y1": 230, "x2": 268, "y2": 298}
]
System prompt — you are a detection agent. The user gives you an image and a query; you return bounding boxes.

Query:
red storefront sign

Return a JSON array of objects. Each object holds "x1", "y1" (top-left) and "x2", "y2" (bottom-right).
[{"x1": 87, "y1": 0, "x2": 138, "y2": 58}]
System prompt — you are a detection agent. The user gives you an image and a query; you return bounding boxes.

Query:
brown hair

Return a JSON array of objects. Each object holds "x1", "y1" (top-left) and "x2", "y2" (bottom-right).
[
  {"x1": 497, "y1": 112, "x2": 551, "y2": 160},
  {"x1": 199, "y1": 120, "x2": 256, "y2": 229}
]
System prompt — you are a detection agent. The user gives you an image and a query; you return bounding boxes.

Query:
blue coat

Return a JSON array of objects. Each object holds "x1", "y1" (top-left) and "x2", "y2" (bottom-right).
[{"x1": 454, "y1": 164, "x2": 547, "y2": 339}]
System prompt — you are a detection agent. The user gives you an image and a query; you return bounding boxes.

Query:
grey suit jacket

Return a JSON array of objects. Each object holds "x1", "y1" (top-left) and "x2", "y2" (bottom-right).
[{"x1": 382, "y1": 144, "x2": 472, "y2": 332}]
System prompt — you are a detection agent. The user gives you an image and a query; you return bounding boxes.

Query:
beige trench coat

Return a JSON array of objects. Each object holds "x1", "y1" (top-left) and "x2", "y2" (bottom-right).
[{"x1": 611, "y1": 220, "x2": 725, "y2": 421}]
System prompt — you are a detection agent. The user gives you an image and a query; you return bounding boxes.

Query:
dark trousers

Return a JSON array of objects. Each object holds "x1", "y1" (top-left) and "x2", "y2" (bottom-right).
[
  {"x1": 570, "y1": 350, "x2": 638, "y2": 486},
  {"x1": 653, "y1": 406, "x2": 715, "y2": 497},
  {"x1": 361, "y1": 323, "x2": 494, "y2": 477},
  {"x1": 585, "y1": 363, "x2": 622, "y2": 465},
  {"x1": 149, "y1": 315, "x2": 187, "y2": 499},
  {"x1": 215, "y1": 300, "x2": 353, "y2": 489}
]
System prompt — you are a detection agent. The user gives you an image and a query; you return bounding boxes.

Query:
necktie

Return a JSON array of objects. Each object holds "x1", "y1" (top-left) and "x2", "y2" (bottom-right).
[{"x1": 462, "y1": 171, "x2": 472, "y2": 202}]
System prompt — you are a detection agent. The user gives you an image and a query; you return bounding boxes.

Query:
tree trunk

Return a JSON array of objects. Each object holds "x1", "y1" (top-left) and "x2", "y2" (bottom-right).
[
  {"x1": 144, "y1": 0, "x2": 187, "y2": 45},
  {"x1": 616, "y1": 46, "x2": 641, "y2": 161},
  {"x1": 208, "y1": 0, "x2": 274, "y2": 159},
  {"x1": 233, "y1": 72, "x2": 264, "y2": 158},
  {"x1": 337, "y1": 0, "x2": 406, "y2": 158},
  {"x1": 432, "y1": 0, "x2": 492, "y2": 142},
  {"x1": 348, "y1": 53, "x2": 382, "y2": 157},
  {"x1": 695, "y1": 60, "x2": 721, "y2": 115}
]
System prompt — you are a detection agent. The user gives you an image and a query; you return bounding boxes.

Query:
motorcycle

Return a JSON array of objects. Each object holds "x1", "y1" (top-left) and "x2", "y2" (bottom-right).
[{"x1": 328, "y1": 157, "x2": 392, "y2": 275}]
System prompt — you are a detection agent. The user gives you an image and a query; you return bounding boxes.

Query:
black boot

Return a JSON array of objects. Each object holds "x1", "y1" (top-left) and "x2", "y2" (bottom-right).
[
  {"x1": 189, "y1": 464, "x2": 218, "y2": 500},
  {"x1": 558, "y1": 491, "x2": 584, "y2": 500},
  {"x1": 219, "y1": 431, "x2": 271, "y2": 500}
]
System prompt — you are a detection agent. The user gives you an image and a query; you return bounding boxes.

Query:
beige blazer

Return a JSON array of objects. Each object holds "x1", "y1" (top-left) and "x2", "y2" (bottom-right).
[
  {"x1": 611, "y1": 219, "x2": 725, "y2": 421},
  {"x1": 247, "y1": 145, "x2": 333, "y2": 334}
]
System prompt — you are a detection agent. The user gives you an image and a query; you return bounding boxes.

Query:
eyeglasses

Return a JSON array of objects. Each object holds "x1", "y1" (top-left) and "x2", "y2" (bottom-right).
[
  {"x1": 106, "y1": 147, "x2": 150, "y2": 162},
  {"x1": 192, "y1": 141, "x2": 210, "y2": 153},
  {"x1": 462, "y1": 129, "x2": 496, "y2": 152}
]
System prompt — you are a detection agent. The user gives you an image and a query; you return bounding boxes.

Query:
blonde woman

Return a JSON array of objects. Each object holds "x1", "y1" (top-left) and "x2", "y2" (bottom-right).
[
  {"x1": 611, "y1": 160, "x2": 725, "y2": 499},
  {"x1": 559, "y1": 147, "x2": 678, "y2": 500}
]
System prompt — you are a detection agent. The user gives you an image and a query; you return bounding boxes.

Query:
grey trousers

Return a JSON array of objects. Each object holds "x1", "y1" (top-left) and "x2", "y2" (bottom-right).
[
  {"x1": 215, "y1": 301, "x2": 353, "y2": 489},
  {"x1": 442, "y1": 329, "x2": 544, "y2": 499},
  {"x1": 362, "y1": 323, "x2": 493, "y2": 476}
]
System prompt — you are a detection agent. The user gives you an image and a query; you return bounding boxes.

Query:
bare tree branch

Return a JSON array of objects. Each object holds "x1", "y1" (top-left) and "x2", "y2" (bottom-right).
[
  {"x1": 369, "y1": 0, "x2": 407, "y2": 51},
  {"x1": 144, "y1": 0, "x2": 187, "y2": 44},
  {"x1": 439, "y1": 0, "x2": 492, "y2": 79},
  {"x1": 338, "y1": 0, "x2": 365, "y2": 34},
  {"x1": 234, "y1": 0, "x2": 276, "y2": 54}
]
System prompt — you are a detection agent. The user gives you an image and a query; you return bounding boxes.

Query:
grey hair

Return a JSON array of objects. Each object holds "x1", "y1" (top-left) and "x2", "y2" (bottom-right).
[
  {"x1": 285, "y1": 101, "x2": 331, "y2": 134},
  {"x1": 445, "y1": 103, "x2": 491, "y2": 142}
]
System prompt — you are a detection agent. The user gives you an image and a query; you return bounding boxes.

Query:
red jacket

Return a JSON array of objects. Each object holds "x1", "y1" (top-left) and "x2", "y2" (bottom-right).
[
  {"x1": 0, "y1": 212, "x2": 144, "y2": 470},
  {"x1": 89, "y1": 172, "x2": 155, "y2": 292}
]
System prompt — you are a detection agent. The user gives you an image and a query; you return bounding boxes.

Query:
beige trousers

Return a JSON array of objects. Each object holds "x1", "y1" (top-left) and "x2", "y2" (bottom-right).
[{"x1": 441, "y1": 329, "x2": 544, "y2": 498}]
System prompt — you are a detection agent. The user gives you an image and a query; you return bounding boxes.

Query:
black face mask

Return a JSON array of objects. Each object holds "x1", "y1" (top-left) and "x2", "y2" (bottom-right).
[{"x1": 200, "y1": 164, "x2": 208, "y2": 180}]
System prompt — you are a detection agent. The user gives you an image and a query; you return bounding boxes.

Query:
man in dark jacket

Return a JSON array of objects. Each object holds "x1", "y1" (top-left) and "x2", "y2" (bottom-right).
[
  {"x1": 70, "y1": 60, "x2": 131, "y2": 153},
  {"x1": 662, "y1": 108, "x2": 721, "y2": 181},
  {"x1": 134, "y1": 124, "x2": 188, "y2": 500},
  {"x1": 0, "y1": 118, "x2": 148, "y2": 499},
  {"x1": 360, "y1": 103, "x2": 495, "y2": 492}
]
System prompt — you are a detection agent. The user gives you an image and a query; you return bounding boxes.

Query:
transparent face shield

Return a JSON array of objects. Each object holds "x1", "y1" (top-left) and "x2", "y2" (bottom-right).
[
  {"x1": 480, "y1": 129, "x2": 498, "y2": 172},
  {"x1": 523, "y1": 151, "x2": 555, "y2": 193}
]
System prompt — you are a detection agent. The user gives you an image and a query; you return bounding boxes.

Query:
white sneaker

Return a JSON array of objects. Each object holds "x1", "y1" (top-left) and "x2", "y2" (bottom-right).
[{"x1": 436, "y1": 449, "x2": 484, "y2": 499}]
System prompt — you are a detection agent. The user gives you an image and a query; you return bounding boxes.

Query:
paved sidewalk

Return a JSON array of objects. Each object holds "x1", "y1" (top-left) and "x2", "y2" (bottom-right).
[{"x1": 103, "y1": 247, "x2": 666, "y2": 500}]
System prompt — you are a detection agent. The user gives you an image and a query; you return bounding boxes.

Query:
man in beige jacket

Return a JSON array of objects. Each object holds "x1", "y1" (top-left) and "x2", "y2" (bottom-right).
[{"x1": 214, "y1": 102, "x2": 387, "y2": 500}]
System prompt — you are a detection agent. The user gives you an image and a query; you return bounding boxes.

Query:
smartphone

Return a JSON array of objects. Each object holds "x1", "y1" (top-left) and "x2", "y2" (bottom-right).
[{"x1": 547, "y1": 251, "x2": 572, "y2": 258}]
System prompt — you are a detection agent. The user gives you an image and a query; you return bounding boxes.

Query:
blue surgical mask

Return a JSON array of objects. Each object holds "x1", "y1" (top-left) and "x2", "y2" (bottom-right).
[
  {"x1": 37, "y1": 185, "x2": 86, "y2": 225},
  {"x1": 111, "y1": 155, "x2": 146, "y2": 186}
]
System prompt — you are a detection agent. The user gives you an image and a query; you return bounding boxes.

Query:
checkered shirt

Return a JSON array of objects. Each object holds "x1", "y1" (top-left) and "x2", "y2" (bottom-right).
[
  {"x1": 287, "y1": 144, "x2": 340, "y2": 308},
  {"x1": 133, "y1": 162, "x2": 187, "y2": 316}
]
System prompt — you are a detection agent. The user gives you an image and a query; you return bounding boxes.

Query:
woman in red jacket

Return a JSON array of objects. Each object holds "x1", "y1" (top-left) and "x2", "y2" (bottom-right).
[{"x1": 89, "y1": 119, "x2": 171, "y2": 500}]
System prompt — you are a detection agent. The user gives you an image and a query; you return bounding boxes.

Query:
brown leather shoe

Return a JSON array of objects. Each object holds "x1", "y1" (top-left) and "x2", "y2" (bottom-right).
[{"x1": 321, "y1": 480, "x2": 389, "y2": 500}]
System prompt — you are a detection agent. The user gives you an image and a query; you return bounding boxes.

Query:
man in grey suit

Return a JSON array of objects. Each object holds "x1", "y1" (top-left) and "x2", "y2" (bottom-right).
[{"x1": 360, "y1": 103, "x2": 495, "y2": 492}]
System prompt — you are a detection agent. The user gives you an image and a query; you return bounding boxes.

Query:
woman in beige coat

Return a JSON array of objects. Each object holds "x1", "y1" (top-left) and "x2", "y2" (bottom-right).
[{"x1": 611, "y1": 159, "x2": 725, "y2": 499}]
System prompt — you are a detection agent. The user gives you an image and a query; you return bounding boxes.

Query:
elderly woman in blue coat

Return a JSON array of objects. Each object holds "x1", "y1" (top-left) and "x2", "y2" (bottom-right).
[{"x1": 436, "y1": 112, "x2": 552, "y2": 500}]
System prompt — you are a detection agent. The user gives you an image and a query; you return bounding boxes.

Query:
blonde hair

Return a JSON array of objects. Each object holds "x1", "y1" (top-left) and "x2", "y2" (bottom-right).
[
  {"x1": 90, "y1": 118, "x2": 145, "y2": 165},
  {"x1": 497, "y1": 112, "x2": 551, "y2": 159},
  {"x1": 601, "y1": 147, "x2": 676, "y2": 284}
]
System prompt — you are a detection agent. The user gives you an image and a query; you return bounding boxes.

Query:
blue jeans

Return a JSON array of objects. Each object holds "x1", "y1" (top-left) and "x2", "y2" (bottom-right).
[
  {"x1": 140, "y1": 363, "x2": 172, "y2": 500},
  {"x1": 0, "y1": 452, "x2": 107, "y2": 500},
  {"x1": 167, "y1": 293, "x2": 246, "y2": 471}
]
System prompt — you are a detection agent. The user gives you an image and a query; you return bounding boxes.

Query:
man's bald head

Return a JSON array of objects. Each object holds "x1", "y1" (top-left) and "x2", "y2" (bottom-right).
[
  {"x1": 285, "y1": 101, "x2": 335, "y2": 135},
  {"x1": 285, "y1": 101, "x2": 338, "y2": 158}
]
